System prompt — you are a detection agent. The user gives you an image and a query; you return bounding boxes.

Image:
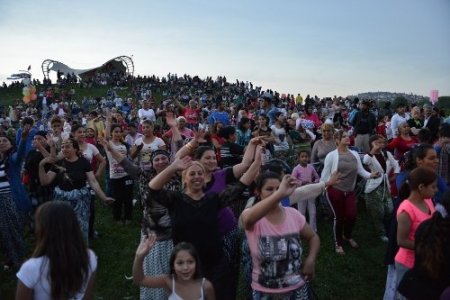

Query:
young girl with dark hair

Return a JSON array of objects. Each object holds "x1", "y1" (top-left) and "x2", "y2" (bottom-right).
[
  {"x1": 395, "y1": 167, "x2": 437, "y2": 291},
  {"x1": 398, "y1": 191, "x2": 450, "y2": 300},
  {"x1": 133, "y1": 238, "x2": 215, "y2": 300},
  {"x1": 16, "y1": 201, "x2": 96, "y2": 300},
  {"x1": 240, "y1": 173, "x2": 321, "y2": 299},
  {"x1": 105, "y1": 123, "x2": 134, "y2": 224}
]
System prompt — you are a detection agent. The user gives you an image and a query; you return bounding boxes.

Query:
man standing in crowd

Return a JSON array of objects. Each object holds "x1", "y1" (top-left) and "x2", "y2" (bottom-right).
[
  {"x1": 351, "y1": 99, "x2": 376, "y2": 153},
  {"x1": 257, "y1": 96, "x2": 278, "y2": 126},
  {"x1": 208, "y1": 101, "x2": 230, "y2": 126},
  {"x1": 390, "y1": 103, "x2": 409, "y2": 138},
  {"x1": 423, "y1": 104, "x2": 441, "y2": 142},
  {"x1": 138, "y1": 99, "x2": 156, "y2": 124}
]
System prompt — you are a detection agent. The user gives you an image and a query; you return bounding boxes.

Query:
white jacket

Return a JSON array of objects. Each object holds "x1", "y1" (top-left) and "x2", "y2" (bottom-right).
[
  {"x1": 362, "y1": 151, "x2": 400, "y2": 193},
  {"x1": 320, "y1": 149, "x2": 371, "y2": 183}
]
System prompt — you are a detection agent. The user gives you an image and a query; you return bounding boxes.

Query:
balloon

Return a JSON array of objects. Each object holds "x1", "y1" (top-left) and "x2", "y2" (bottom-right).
[
  {"x1": 31, "y1": 94, "x2": 37, "y2": 101},
  {"x1": 23, "y1": 96, "x2": 31, "y2": 104},
  {"x1": 29, "y1": 85, "x2": 36, "y2": 94},
  {"x1": 22, "y1": 87, "x2": 30, "y2": 96}
]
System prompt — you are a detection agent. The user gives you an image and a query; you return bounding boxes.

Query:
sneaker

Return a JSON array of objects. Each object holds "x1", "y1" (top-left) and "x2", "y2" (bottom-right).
[{"x1": 380, "y1": 236, "x2": 389, "y2": 243}]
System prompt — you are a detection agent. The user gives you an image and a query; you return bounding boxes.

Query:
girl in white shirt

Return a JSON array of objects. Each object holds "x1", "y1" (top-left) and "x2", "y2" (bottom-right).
[{"x1": 16, "y1": 201, "x2": 97, "y2": 300}]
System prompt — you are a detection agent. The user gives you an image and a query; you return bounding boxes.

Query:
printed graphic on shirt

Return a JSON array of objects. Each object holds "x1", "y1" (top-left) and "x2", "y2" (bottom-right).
[{"x1": 258, "y1": 233, "x2": 303, "y2": 289}]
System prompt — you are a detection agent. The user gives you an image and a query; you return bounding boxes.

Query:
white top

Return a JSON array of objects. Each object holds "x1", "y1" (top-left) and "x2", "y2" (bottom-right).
[
  {"x1": 363, "y1": 151, "x2": 400, "y2": 193},
  {"x1": 390, "y1": 113, "x2": 410, "y2": 138},
  {"x1": 270, "y1": 125, "x2": 289, "y2": 151},
  {"x1": 82, "y1": 143, "x2": 100, "y2": 163},
  {"x1": 138, "y1": 108, "x2": 156, "y2": 123},
  {"x1": 17, "y1": 249, "x2": 97, "y2": 300},
  {"x1": 134, "y1": 137, "x2": 166, "y2": 171},
  {"x1": 168, "y1": 277, "x2": 205, "y2": 300},
  {"x1": 320, "y1": 149, "x2": 371, "y2": 183},
  {"x1": 105, "y1": 143, "x2": 128, "y2": 179}
]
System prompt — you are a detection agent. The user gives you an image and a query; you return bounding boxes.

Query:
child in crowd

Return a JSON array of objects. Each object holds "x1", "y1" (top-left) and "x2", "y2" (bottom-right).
[
  {"x1": 395, "y1": 167, "x2": 437, "y2": 291},
  {"x1": 133, "y1": 236, "x2": 215, "y2": 300},
  {"x1": 16, "y1": 201, "x2": 97, "y2": 299},
  {"x1": 291, "y1": 150, "x2": 320, "y2": 232},
  {"x1": 240, "y1": 173, "x2": 320, "y2": 299},
  {"x1": 398, "y1": 191, "x2": 450, "y2": 300}
]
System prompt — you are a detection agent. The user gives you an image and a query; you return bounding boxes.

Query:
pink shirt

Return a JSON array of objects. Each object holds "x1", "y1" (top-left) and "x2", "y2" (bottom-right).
[
  {"x1": 245, "y1": 207, "x2": 306, "y2": 294},
  {"x1": 395, "y1": 198, "x2": 435, "y2": 269},
  {"x1": 291, "y1": 164, "x2": 319, "y2": 186}
]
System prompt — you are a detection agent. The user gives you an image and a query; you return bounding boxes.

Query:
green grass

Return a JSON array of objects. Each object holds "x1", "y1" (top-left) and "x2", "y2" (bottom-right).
[
  {"x1": 0, "y1": 85, "x2": 134, "y2": 108},
  {"x1": 1, "y1": 199, "x2": 387, "y2": 300}
]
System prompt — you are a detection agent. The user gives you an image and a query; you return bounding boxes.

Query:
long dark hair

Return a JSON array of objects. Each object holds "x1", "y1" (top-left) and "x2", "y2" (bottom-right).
[
  {"x1": 33, "y1": 201, "x2": 90, "y2": 299},
  {"x1": 415, "y1": 191, "x2": 450, "y2": 279},
  {"x1": 170, "y1": 242, "x2": 202, "y2": 279},
  {"x1": 403, "y1": 144, "x2": 434, "y2": 171},
  {"x1": 0, "y1": 134, "x2": 16, "y2": 175},
  {"x1": 253, "y1": 171, "x2": 282, "y2": 203},
  {"x1": 398, "y1": 167, "x2": 437, "y2": 201}
]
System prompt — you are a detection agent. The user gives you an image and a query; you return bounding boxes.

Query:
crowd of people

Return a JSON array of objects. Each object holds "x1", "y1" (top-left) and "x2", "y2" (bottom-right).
[{"x1": 0, "y1": 73, "x2": 449, "y2": 300}]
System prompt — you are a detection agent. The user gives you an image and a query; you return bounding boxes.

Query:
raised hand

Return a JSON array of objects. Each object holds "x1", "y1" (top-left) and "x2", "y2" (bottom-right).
[
  {"x1": 278, "y1": 175, "x2": 299, "y2": 198},
  {"x1": 135, "y1": 232, "x2": 157, "y2": 257},
  {"x1": 171, "y1": 156, "x2": 193, "y2": 171},
  {"x1": 21, "y1": 124, "x2": 31, "y2": 139},
  {"x1": 165, "y1": 113, "x2": 177, "y2": 128},
  {"x1": 46, "y1": 133, "x2": 55, "y2": 148},
  {"x1": 193, "y1": 129, "x2": 207, "y2": 144}
]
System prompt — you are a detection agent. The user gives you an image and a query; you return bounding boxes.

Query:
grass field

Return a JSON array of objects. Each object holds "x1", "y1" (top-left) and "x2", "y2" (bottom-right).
[{"x1": 1, "y1": 197, "x2": 387, "y2": 300}]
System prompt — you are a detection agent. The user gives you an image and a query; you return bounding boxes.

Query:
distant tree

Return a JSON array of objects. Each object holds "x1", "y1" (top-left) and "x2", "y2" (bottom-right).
[
  {"x1": 437, "y1": 96, "x2": 450, "y2": 110},
  {"x1": 392, "y1": 96, "x2": 408, "y2": 109}
]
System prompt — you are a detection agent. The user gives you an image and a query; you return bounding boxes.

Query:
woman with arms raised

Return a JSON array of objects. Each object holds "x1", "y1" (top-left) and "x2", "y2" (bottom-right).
[
  {"x1": 39, "y1": 138, "x2": 113, "y2": 241},
  {"x1": 149, "y1": 148, "x2": 262, "y2": 300}
]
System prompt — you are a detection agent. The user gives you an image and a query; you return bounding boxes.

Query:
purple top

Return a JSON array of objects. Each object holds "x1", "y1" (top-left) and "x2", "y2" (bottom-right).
[{"x1": 205, "y1": 168, "x2": 237, "y2": 236}]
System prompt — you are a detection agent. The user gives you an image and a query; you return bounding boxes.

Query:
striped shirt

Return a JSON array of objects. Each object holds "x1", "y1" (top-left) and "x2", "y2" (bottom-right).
[{"x1": 0, "y1": 161, "x2": 11, "y2": 193}]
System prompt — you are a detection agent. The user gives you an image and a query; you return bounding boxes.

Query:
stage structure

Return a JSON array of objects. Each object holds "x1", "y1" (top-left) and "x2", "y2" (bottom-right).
[{"x1": 41, "y1": 56, "x2": 134, "y2": 80}]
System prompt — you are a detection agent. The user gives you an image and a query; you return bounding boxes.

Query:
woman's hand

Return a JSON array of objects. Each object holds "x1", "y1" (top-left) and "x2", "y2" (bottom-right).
[
  {"x1": 193, "y1": 129, "x2": 207, "y2": 144},
  {"x1": 277, "y1": 175, "x2": 299, "y2": 198},
  {"x1": 103, "y1": 197, "x2": 115, "y2": 205},
  {"x1": 370, "y1": 171, "x2": 381, "y2": 179},
  {"x1": 46, "y1": 133, "x2": 56, "y2": 148},
  {"x1": 326, "y1": 171, "x2": 341, "y2": 188},
  {"x1": 165, "y1": 113, "x2": 177, "y2": 128},
  {"x1": 21, "y1": 124, "x2": 31, "y2": 139},
  {"x1": 98, "y1": 137, "x2": 112, "y2": 151},
  {"x1": 301, "y1": 257, "x2": 316, "y2": 281},
  {"x1": 171, "y1": 156, "x2": 192, "y2": 171},
  {"x1": 135, "y1": 232, "x2": 157, "y2": 258},
  {"x1": 40, "y1": 156, "x2": 56, "y2": 166},
  {"x1": 250, "y1": 136, "x2": 264, "y2": 145}
]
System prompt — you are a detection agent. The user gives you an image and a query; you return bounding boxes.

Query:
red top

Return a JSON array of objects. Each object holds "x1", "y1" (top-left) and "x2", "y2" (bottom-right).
[{"x1": 387, "y1": 136, "x2": 418, "y2": 160}]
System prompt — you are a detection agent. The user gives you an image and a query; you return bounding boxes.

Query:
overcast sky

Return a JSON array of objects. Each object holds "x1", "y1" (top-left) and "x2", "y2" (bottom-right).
[{"x1": 1, "y1": 0, "x2": 449, "y2": 97}]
